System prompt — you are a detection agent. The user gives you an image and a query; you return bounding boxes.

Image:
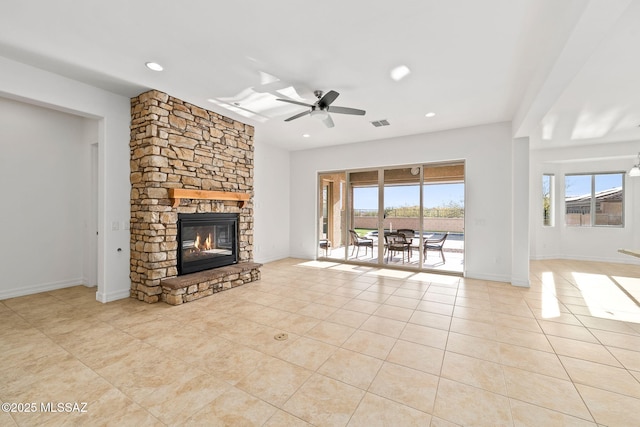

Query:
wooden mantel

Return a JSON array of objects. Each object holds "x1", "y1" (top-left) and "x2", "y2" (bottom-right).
[{"x1": 168, "y1": 189, "x2": 250, "y2": 208}]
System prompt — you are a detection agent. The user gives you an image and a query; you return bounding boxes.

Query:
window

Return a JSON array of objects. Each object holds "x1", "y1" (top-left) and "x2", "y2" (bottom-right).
[
  {"x1": 542, "y1": 174, "x2": 554, "y2": 226},
  {"x1": 565, "y1": 173, "x2": 624, "y2": 227}
]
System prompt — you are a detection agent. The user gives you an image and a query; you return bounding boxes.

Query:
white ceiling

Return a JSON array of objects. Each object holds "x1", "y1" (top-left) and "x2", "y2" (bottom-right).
[{"x1": 1, "y1": 0, "x2": 639, "y2": 151}]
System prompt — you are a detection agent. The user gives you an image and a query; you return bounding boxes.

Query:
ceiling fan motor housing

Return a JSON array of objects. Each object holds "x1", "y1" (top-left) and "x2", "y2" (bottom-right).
[{"x1": 276, "y1": 89, "x2": 365, "y2": 128}]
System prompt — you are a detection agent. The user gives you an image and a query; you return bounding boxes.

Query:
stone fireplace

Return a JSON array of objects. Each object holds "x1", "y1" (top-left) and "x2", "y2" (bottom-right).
[{"x1": 129, "y1": 90, "x2": 260, "y2": 304}]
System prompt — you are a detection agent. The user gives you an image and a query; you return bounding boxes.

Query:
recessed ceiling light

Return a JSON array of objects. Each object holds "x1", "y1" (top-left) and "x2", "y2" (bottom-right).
[
  {"x1": 145, "y1": 62, "x2": 163, "y2": 71},
  {"x1": 425, "y1": 112, "x2": 436, "y2": 118},
  {"x1": 390, "y1": 65, "x2": 411, "y2": 81},
  {"x1": 302, "y1": 134, "x2": 310, "y2": 138}
]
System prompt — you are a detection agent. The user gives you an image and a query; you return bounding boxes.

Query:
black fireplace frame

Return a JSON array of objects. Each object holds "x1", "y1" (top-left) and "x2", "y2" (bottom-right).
[{"x1": 177, "y1": 213, "x2": 239, "y2": 275}]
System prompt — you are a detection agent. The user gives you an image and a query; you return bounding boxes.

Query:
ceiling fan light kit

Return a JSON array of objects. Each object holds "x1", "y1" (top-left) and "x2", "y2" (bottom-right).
[
  {"x1": 310, "y1": 109, "x2": 329, "y2": 120},
  {"x1": 276, "y1": 90, "x2": 366, "y2": 128}
]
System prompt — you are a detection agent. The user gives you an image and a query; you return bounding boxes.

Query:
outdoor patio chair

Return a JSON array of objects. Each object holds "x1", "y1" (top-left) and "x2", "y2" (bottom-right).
[
  {"x1": 397, "y1": 229, "x2": 415, "y2": 257},
  {"x1": 423, "y1": 232, "x2": 448, "y2": 263},
  {"x1": 319, "y1": 239, "x2": 331, "y2": 257},
  {"x1": 348, "y1": 230, "x2": 374, "y2": 258},
  {"x1": 385, "y1": 232, "x2": 411, "y2": 263}
]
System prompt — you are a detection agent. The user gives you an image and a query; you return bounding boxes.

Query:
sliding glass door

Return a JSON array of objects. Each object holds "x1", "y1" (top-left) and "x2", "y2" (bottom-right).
[
  {"x1": 317, "y1": 172, "x2": 346, "y2": 260},
  {"x1": 383, "y1": 166, "x2": 421, "y2": 268},
  {"x1": 318, "y1": 161, "x2": 464, "y2": 274},
  {"x1": 347, "y1": 170, "x2": 379, "y2": 263},
  {"x1": 422, "y1": 163, "x2": 465, "y2": 273}
]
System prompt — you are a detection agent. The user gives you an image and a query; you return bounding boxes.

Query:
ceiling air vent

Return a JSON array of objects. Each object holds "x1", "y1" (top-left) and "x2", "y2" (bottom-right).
[{"x1": 370, "y1": 119, "x2": 390, "y2": 127}]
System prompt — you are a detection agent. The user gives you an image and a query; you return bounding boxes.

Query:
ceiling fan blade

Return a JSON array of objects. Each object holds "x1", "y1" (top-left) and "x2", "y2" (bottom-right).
[
  {"x1": 284, "y1": 110, "x2": 311, "y2": 122},
  {"x1": 318, "y1": 90, "x2": 339, "y2": 108},
  {"x1": 328, "y1": 106, "x2": 366, "y2": 116},
  {"x1": 276, "y1": 98, "x2": 314, "y2": 108},
  {"x1": 322, "y1": 114, "x2": 335, "y2": 128}
]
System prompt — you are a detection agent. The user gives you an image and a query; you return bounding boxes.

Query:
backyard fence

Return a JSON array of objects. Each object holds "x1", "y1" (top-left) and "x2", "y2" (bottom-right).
[
  {"x1": 353, "y1": 216, "x2": 464, "y2": 233},
  {"x1": 354, "y1": 207, "x2": 464, "y2": 219}
]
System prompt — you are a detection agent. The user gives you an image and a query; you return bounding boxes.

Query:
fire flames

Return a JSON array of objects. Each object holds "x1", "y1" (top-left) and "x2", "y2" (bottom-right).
[{"x1": 193, "y1": 233, "x2": 213, "y2": 251}]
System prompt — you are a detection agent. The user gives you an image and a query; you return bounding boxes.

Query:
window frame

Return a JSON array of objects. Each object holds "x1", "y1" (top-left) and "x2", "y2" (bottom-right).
[
  {"x1": 564, "y1": 172, "x2": 625, "y2": 228},
  {"x1": 542, "y1": 174, "x2": 554, "y2": 227}
]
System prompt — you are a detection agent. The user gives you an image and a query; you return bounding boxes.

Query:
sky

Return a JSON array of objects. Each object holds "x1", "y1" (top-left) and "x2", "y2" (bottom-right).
[
  {"x1": 351, "y1": 173, "x2": 622, "y2": 210},
  {"x1": 353, "y1": 183, "x2": 464, "y2": 210},
  {"x1": 564, "y1": 173, "x2": 623, "y2": 197}
]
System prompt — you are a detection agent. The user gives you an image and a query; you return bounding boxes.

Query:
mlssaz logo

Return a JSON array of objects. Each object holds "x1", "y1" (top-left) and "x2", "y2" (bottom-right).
[{"x1": 41, "y1": 402, "x2": 88, "y2": 413}]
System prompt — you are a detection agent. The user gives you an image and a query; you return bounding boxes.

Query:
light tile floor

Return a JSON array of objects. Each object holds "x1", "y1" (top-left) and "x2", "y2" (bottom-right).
[{"x1": 1, "y1": 258, "x2": 640, "y2": 426}]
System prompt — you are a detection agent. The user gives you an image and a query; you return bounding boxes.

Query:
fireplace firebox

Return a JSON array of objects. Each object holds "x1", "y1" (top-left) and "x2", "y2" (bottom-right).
[{"x1": 177, "y1": 213, "x2": 238, "y2": 275}]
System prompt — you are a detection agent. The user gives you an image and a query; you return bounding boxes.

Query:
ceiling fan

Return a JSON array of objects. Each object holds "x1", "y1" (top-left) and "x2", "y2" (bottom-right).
[{"x1": 276, "y1": 90, "x2": 366, "y2": 128}]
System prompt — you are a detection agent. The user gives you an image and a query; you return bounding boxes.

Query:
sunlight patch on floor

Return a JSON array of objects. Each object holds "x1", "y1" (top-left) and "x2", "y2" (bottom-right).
[
  {"x1": 365, "y1": 268, "x2": 414, "y2": 279},
  {"x1": 296, "y1": 259, "x2": 462, "y2": 284},
  {"x1": 612, "y1": 275, "x2": 640, "y2": 303},
  {"x1": 410, "y1": 272, "x2": 459, "y2": 286},
  {"x1": 541, "y1": 272, "x2": 561, "y2": 319},
  {"x1": 328, "y1": 264, "x2": 376, "y2": 273},
  {"x1": 296, "y1": 260, "x2": 340, "y2": 269},
  {"x1": 572, "y1": 272, "x2": 640, "y2": 324}
]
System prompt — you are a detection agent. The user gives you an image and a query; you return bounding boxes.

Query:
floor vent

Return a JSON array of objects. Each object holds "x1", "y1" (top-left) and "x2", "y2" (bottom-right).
[{"x1": 370, "y1": 119, "x2": 390, "y2": 127}]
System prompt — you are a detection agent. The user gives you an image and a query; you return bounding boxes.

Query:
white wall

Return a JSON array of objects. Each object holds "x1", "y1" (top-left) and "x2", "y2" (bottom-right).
[
  {"x1": 530, "y1": 141, "x2": 640, "y2": 264},
  {"x1": 512, "y1": 137, "x2": 531, "y2": 286},
  {"x1": 81, "y1": 123, "x2": 100, "y2": 287},
  {"x1": 253, "y1": 141, "x2": 291, "y2": 263},
  {"x1": 0, "y1": 98, "x2": 92, "y2": 298},
  {"x1": 289, "y1": 122, "x2": 521, "y2": 283},
  {"x1": 0, "y1": 56, "x2": 132, "y2": 302}
]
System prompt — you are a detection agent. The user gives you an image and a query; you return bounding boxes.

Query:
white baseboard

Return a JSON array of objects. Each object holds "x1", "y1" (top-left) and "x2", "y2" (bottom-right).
[
  {"x1": 254, "y1": 252, "x2": 291, "y2": 264},
  {"x1": 529, "y1": 254, "x2": 561, "y2": 261},
  {"x1": 530, "y1": 253, "x2": 640, "y2": 265},
  {"x1": 81, "y1": 275, "x2": 97, "y2": 288},
  {"x1": 468, "y1": 273, "x2": 530, "y2": 287},
  {"x1": 0, "y1": 278, "x2": 84, "y2": 300},
  {"x1": 510, "y1": 277, "x2": 531, "y2": 287},
  {"x1": 463, "y1": 271, "x2": 511, "y2": 284},
  {"x1": 95, "y1": 288, "x2": 131, "y2": 303}
]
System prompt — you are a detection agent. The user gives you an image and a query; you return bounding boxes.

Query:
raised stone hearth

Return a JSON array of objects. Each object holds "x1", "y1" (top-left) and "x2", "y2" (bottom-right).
[
  {"x1": 161, "y1": 262, "x2": 262, "y2": 305},
  {"x1": 129, "y1": 90, "x2": 258, "y2": 304}
]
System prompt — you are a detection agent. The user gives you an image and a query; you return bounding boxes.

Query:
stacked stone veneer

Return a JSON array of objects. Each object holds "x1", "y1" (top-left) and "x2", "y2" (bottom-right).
[
  {"x1": 130, "y1": 90, "x2": 258, "y2": 303},
  {"x1": 161, "y1": 263, "x2": 261, "y2": 305}
]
